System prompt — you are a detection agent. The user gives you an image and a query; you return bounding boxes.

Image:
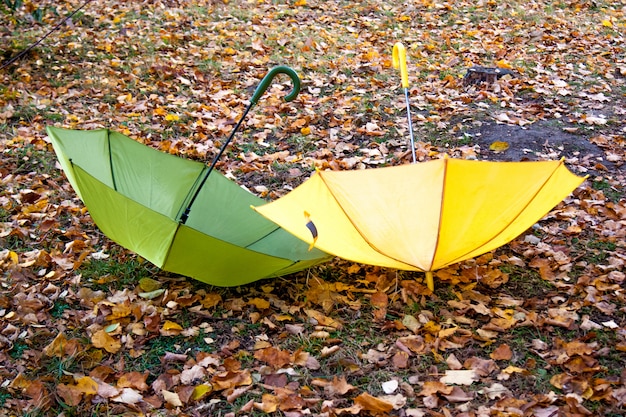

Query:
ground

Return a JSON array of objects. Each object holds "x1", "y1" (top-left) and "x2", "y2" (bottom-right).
[{"x1": 0, "y1": 1, "x2": 625, "y2": 416}]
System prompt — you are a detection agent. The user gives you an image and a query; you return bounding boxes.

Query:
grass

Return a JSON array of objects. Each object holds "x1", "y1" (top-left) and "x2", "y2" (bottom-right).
[
  {"x1": 78, "y1": 254, "x2": 157, "y2": 292},
  {"x1": 2, "y1": 143, "x2": 58, "y2": 176},
  {"x1": 124, "y1": 333, "x2": 213, "y2": 381},
  {"x1": 592, "y1": 179, "x2": 623, "y2": 203},
  {"x1": 498, "y1": 265, "x2": 555, "y2": 298},
  {"x1": 1, "y1": 1, "x2": 625, "y2": 416}
]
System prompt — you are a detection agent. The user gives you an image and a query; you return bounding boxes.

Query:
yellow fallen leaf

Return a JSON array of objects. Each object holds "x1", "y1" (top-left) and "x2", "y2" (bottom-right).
[
  {"x1": 160, "y1": 320, "x2": 183, "y2": 336},
  {"x1": 191, "y1": 384, "x2": 213, "y2": 401},
  {"x1": 248, "y1": 297, "x2": 270, "y2": 310},
  {"x1": 91, "y1": 329, "x2": 121, "y2": 354},
  {"x1": 495, "y1": 60, "x2": 513, "y2": 69},
  {"x1": 138, "y1": 277, "x2": 161, "y2": 292},
  {"x1": 489, "y1": 141, "x2": 510, "y2": 152},
  {"x1": 75, "y1": 376, "x2": 98, "y2": 396},
  {"x1": 601, "y1": 19, "x2": 613, "y2": 28}
]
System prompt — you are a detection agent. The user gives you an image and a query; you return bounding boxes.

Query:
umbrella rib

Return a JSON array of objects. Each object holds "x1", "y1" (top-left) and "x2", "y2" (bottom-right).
[
  {"x1": 426, "y1": 157, "x2": 448, "y2": 272},
  {"x1": 438, "y1": 159, "x2": 570, "y2": 270},
  {"x1": 317, "y1": 171, "x2": 418, "y2": 270},
  {"x1": 107, "y1": 129, "x2": 118, "y2": 191},
  {"x1": 243, "y1": 225, "x2": 284, "y2": 249}
]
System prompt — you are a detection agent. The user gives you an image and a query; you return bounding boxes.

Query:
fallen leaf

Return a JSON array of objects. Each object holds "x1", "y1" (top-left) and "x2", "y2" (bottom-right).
[
  {"x1": 162, "y1": 389, "x2": 183, "y2": 407},
  {"x1": 489, "y1": 141, "x2": 510, "y2": 152},
  {"x1": 354, "y1": 392, "x2": 394, "y2": 414},
  {"x1": 440, "y1": 370, "x2": 478, "y2": 386},
  {"x1": 111, "y1": 388, "x2": 143, "y2": 404},
  {"x1": 490, "y1": 344, "x2": 513, "y2": 361},
  {"x1": 91, "y1": 329, "x2": 121, "y2": 354}
]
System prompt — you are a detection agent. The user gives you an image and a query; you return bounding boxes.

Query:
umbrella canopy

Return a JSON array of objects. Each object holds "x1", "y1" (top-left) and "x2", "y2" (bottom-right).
[
  {"x1": 46, "y1": 126, "x2": 332, "y2": 286},
  {"x1": 254, "y1": 157, "x2": 586, "y2": 290}
]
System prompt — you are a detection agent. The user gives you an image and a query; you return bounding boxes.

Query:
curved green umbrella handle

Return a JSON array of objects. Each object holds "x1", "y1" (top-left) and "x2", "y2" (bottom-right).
[{"x1": 250, "y1": 66, "x2": 301, "y2": 105}]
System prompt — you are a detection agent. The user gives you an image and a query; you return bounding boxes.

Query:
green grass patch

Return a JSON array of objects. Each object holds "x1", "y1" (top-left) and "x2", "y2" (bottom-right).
[
  {"x1": 592, "y1": 179, "x2": 623, "y2": 203},
  {"x1": 78, "y1": 254, "x2": 157, "y2": 292}
]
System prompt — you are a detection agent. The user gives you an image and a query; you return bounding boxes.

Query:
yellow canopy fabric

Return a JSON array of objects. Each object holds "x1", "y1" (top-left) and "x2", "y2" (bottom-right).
[{"x1": 254, "y1": 158, "x2": 585, "y2": 288}]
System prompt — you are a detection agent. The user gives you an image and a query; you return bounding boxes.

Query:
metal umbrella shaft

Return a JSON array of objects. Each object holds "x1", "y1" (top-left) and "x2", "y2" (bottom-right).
[
  {"x1": 180, "y1": 66, "x2": 301, "y2": 224},
  {"x1": 393, "y1": 42, "x2": 417, "y2": 164},
  {"x1": 403, "y1": 88, "x2": 417, "y2": 163}
]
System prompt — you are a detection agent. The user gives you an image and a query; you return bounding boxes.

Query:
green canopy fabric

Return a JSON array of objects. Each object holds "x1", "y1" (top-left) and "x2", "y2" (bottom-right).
[{"x1": 47, "y1": 126, "x2": 332, "y2": 286}]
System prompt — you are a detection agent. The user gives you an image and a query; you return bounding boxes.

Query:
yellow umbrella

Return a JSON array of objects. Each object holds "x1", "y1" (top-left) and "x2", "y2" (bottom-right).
[{"x1": 253, "y1": 157, "x2": 585, "y2": 291}]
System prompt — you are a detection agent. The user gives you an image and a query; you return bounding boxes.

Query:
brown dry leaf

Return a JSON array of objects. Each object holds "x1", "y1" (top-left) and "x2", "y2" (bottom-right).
[
  {"x1": 397, "y1": 335, "x2": 427, "y2": 354},
  {"x1": 371, "y1": 291, "x2": 388, "y2": 322},
  {"x1": 443, "y1": 386, "x2": 474, "y2": 402},
  {"x1": 418, "y1": 381, "x2": 455, "y2": 396},
  {"x1": 211, "y1": 370, "x2": 253, "y2": 391},
  {"x1": 254, "y1": 346, "x2": 292, "y2": 369},
  {"x1": 254, "y1": 393, "x2": 279, "y2": 413},
  {"x1": 304, "y1": 309, "x2": 342, "y2": 329},
  {"x1": 392, "y1": 351, "x2": 410, "y2": 369},
  {"x1": 56, "y1": 383, "x2": 84, "y2": 407},
  {"x1": 117, "y1": 372, "x2": 149, "y2": 391},
  {"x1": 464, "y1": 357, "x2": 499, "y2": 377},
  {"x1": 490, "y1": 344, "x2": 513, "y2": 361},
  {"x1": 529, "y1": 257, "x2": 556, "y2": 281},
  {"x1": 312, "y1": 375, "x2": 357, "y2": 396}
]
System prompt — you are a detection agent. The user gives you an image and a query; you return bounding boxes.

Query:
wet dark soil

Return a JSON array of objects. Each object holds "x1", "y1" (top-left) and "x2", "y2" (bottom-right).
[{"x1": 468, "y1": 120, "x2": 611, "y2": 165}]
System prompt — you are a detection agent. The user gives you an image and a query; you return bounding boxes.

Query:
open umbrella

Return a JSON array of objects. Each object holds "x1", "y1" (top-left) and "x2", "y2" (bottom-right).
[
  {"x1": 47, "y1": 67, "x2": 332, "y2": 287},
  {"x1": 253, "y1": 157, "x2": 586, "y2": 291}
]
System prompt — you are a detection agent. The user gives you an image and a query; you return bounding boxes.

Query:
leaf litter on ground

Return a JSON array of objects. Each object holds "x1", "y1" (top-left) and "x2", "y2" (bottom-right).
[{"x1": 0, "y1": 0, "x2": 625, "y2": 416}]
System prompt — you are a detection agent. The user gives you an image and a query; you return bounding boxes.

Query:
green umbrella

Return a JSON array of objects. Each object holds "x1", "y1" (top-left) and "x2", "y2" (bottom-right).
[{"x1": 47, "y1": 67, "x2": 332, "y2": 286}]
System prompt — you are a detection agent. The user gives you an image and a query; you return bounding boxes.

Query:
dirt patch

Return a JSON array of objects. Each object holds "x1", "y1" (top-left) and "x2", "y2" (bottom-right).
[{"x1": 466, "y1": 120, "x2": 616, "y2": 174}]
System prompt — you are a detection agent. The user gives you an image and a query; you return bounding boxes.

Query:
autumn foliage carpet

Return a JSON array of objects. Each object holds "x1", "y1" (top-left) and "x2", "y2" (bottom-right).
[{"x1": 1, "y1": 0, "x2": 625, "y2": 416}]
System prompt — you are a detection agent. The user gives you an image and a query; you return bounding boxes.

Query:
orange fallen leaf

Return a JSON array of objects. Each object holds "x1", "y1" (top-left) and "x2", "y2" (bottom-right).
[
  {"x1": 354, "y1": 392, "x2": 394, "y2": 414},
  {"x1": 248, "y1": 297, "x2": 270, "y2": 310}
]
